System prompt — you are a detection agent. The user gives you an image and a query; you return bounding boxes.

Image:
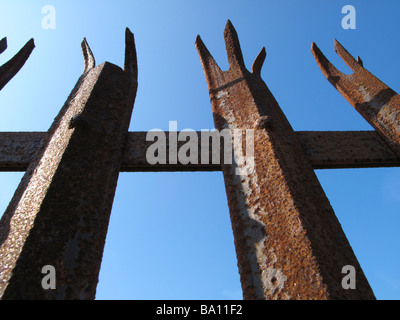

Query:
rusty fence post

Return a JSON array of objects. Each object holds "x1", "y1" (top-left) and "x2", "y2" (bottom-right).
[
  {"x1": 312, "y1": 40, "x2": 400, "y2": 160},
  {"x1": 196, "y1": 21, "x2": 375, "y2": 299},
  {"x1": 0, "y1": 28, "x2": 137, "y2": 299}
]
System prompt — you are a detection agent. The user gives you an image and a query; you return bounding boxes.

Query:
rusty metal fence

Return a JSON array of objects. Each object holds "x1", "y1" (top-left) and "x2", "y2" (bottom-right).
[{"x1": 0, "y1": 21, "x2": 399, "y2": 299}]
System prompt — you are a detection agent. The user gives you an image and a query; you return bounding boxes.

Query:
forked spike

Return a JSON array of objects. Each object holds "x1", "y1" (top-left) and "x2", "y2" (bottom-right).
[
  {"x1": 196, "y1": 23, "x2": 376, "y2": 301},
  {"x1": 313, "y1": 39, "x2": 400, "y2": 160},
  {"x1": 124, "y1": 27, "x2": 138, "y2": 83},
  {"x1": 81, "y1": 38, "x2": 95, "y2": 74},
  {"x1": 0, "y1": 38, "x2": 35, "y2": 91},
  {"x1": 311, "y1": 42, "x2": 345, "y2": 80},
  {"x1": 334, "y1": 39, "x2": 362, "y2": 72},
  {"x1": 195, "y1": 35, "x2": 223, "y2": 74},
  {"x1": 195, "y1": 34, "x2": 223, "y2": 89},
  {"x1": 0, "y1": 28, "x2": 139, "y2": 300},
  {"x1": 224, "y1": 20, "x2": 245, "y2": 70},
  {"x1": 252, "y1": 47, "x2": 266, "y2": 76},
  {"x1": 0, "y1": 38, "x2": 7, "y2": 55}
]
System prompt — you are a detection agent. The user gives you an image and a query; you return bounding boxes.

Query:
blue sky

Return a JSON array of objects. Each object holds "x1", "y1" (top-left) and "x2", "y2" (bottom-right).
[{"x1": 0, "y1": 1, "x2": 399, "y2": 300}]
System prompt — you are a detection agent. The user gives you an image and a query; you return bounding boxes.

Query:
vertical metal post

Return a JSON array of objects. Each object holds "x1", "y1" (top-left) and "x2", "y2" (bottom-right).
[
  {"x1": 196, "y1": 21, "x2": 375, "y2": 299},
  {"x1": 0, "y1": 28, "x2": 138, "y2": 299}
]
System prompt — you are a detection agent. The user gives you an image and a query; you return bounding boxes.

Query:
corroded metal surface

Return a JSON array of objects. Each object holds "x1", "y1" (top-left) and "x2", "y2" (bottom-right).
[
  {"x1": 297, "y1": 130, "x2": 400, "y2": 169},
  {"x1": 0, "y1": 131, "x2": 222, "y2": 172},
  {"x1": 1, "y1": 130, "x2": 399, "y2": 172},
  {"x1": 0, "y1": 28, "x2": 137, "y2": 299},
  {"x1": 0, "y1": 37, "x2": 35, "y2": 90},
  {"x1": 123, "y1": 131, "x2": 221, "y2": 172},
  {"x1": 312, "y1": 40, "x2": 400, "y2": 160},
  {"x1": 0, "y1": 132, "x2": 44, "y2": 171},
  {"x1": 196, "y1": 21, "x2": 375, "y2": 299}
]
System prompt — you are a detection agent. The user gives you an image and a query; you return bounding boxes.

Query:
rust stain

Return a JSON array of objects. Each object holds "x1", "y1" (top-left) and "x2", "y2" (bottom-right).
[{"x1": 196, "y1": 20, "x2": 375, "y2": 300}]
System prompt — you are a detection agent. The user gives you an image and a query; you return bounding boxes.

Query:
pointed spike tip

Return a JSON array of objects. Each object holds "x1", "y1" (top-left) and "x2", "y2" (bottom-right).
[
  {"x1": 20, "y1": 38, "x2": 35, "y2": 53},
  {"x1": 334, "y1": 39, "x2": 346, "y2": 56},
  {"x1": 311, "y1": 41, "x2": 345, "y2": 79},
  {"x1": 334, "y1": 38, "x2": 361, "y2": 72},
  {"x1": 333, "y1": 39, "x2": 349, "y2": 55},
  {"x1": 311, "y1": 41, "x2": 316, "y2": 49},
  {"x1": 0, "y1": 38, "x2": 7, "y2": 53},
  {"x1": 334, "y1": 38, "x2": 339, "y2": 47},
  {"x1": 252, "y1": 47, "x2": 266, "y2": 76},
  {"x1": 124, "y1": 27, "x2": 138, "y2": 82},
  {"x1": 0, "y1": 37, "x2": 7, "y2": 55},
  {"x1": 195, "y1": 33, "x2": 223, "y2": 90},
  {"x1": 223, "y1": 19, "x2": 245, "y2": 70},
  {"x1": 225, "y1": 19, "x2": 233, "y2": 30},
  {"x1": 81, "y1": 37, "x2": 96, "y2": 74},
  {"x1": 195, "y1": 35, "x2": 207, "y2": 58},
  {"x1": 333, "y1": 39, "x2": 348, "y2": 56},
  {"x1": 311, "y1": 42, "x2": 319, "y2": 54},
  {"x1": 195, "y1": 34, "x2": 218, "y2": 67},
  {"x1": 125, "y1": 27, "x2": 133, "y2": 40},
  {"x1": 28, "y1": 38, "x2": 35, "y2": 49},
  {"x1": 195, "y1": 34, "x2": 202, "y2": 45},
  {"x1": 195, "y1": 35, "x2": 203, "y2": 53},
  {"x1": 195, "y1": 34, "x2": 208, "y2": 57},
  {"x1": 311, "y1": 42, "x2": 325, "y2": 63},
  {"x1": 224, "y1": 19, "x2": 237, "y2": 41}
]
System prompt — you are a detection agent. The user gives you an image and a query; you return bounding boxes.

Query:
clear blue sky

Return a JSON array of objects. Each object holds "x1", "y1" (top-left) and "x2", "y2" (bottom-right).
[{"x1": 0, "y1": 1, "x2": 399, "y2": 300}]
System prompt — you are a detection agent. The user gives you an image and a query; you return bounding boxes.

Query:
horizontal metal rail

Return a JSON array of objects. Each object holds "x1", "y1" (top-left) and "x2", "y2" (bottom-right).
[{"x1": 1, "y1": 130, "x2": 398, "y2": 172}]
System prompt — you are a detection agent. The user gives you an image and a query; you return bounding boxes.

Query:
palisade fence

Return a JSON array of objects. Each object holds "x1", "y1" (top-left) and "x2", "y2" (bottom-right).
[{"x1": 0, "y1": 21, "x2": 399, "y2": 300}]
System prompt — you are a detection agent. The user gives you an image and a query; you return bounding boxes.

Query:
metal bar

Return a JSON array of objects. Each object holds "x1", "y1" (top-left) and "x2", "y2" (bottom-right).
[
  {"x1": 195, "y1": 20, "x2": 375, "y2": 299},
  {"x1": 1, "y1": 130, "x2": 399, "y2": 172},
  {"x1": 297, "y1": 130, "x2": 400, "y2": 169},
  {"x1": 122, "y1": 131, "x2": 221, "y2": 172},
  {"x1": 0, "y1": 132, "x2": 45, "y2": 171},
  {"x1": 0, "y1": 37, "x2": 35, "y2": 90},
  {"x1": 312, "y1": 40, "x2": 400, "y2": 160},
  {"x1": 0, "y1": 28, "x2": 138, "y2": 300}
]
